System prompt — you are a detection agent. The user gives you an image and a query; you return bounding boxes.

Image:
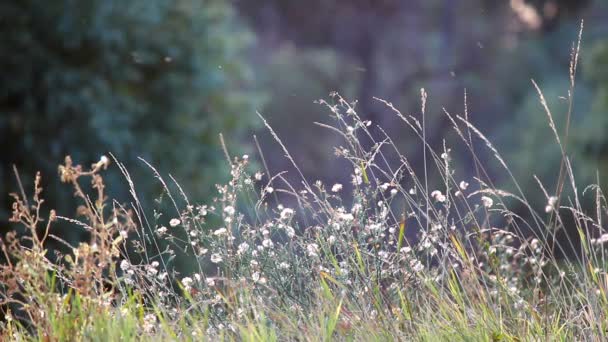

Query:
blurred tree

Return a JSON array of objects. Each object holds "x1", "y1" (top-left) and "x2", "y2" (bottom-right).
[
  {"x1": 579, "y1": 38, "x2": 608, "y2": 180},
  {"x1": 0, "y1": 0, "x2": 260, "y2": 239}
]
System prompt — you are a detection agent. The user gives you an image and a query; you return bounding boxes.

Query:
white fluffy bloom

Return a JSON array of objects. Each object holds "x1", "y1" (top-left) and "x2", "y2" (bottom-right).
[
  {"x1": 285, "y1": 226, "x2": 295, "y2": 238},
  {"x1": 410, "y1": 259, "x2": 424, "y2": 272},
  {"x1": 336, "y1": 212, "x2": 354, "y2": 222},
  {"x1": 210, "y1": 253, "x2": 223, "y2": 263},
  {"x1": 280, "y1": 208, "x2": 294, "y2": 220},
  {"x1": 237, "y1": 242, "x2": 249, "y2": 255},
  {"x1": 262, "y1": 239, "x2": 274, "y2": 248},
  {"x1": 597, "y1": 234, "x2": 608, "y2": 245},
  {"x1": 120, "y1": 259, "x2": 130, "y2": 271},
  {"x1": 169, "y1": 218, "x2": 181, "y2": 227},
  {"x1": 430, "y1": 190, "x2": 446, "y2": 203},
  {"x1": 224, "y1": 206, "x2": 235, "y2": 216},
  {"x1": 331, "y1": 183, "x2": 343, "y2": 192},
  {"x1": 545, "y1": 196, "x2": 558, "y2": 213},
  {"x1": 400, "y1": 247, "x2": 412, "y2": 254},
  {"x1": 306, "y1": 243, "x2": 319, "y2": 257},
  {"x1": 459, "y1": 181, "x2": 469, "y2": 190},
  {"x1": 181, "y1": 277, "x2": 193, "y2": 287},
  {"x1": 481, "y1": 196, "x2": 494, "y2": 208},
  {"x1": 213, "y1": 227, "x2": 228, "y2": 236}
]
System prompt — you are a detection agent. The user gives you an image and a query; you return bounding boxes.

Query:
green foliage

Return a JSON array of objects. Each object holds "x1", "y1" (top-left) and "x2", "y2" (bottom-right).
[{"x1": 0, "y1": 0, "x2": 260, "y2": 224}]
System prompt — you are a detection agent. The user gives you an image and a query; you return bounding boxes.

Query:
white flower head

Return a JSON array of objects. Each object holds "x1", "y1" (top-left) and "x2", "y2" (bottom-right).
[
  {"x1": 481, "y1": 196, "x2": 494, "y2": 208},
  {"x1": 430, "y1": 190, "x2": 446, "y2": 203},
  {"x1": 237, "y1": 242, "x2": 250, "y2": 255},
  {"x1": 213, "y1": 227, "x2": 228, "y2": 236},
  {"x1": 181, "y1": 277, "x2": 193, "y2": 287},
  {"x1": 169, "y1": 218, "x2": 181, "y2": 227},
  {"x1": 224, "y1": 206, "x2": 235, "y2": 216},
  {"x1": 120, "y1": 259, "x2": 130, "y2": 271},
  {"x1": 331, "y1": 183, "x2": 343, "y2": 193},
  {"x1": 545, "y1": 196, "x2": 558, "y2": 213},
  {"x1": 210, "y1": 253, "x2": 223, "y2": 264},
  {"x1": 306, "y1": 243, "x2": 319, "y2": 257},
  {"x1": 280, "y1": 208, "x2": 294, "y2": 220},
  {"x1": 459, "y1": 181, "x2": 469, "y2": 190}
]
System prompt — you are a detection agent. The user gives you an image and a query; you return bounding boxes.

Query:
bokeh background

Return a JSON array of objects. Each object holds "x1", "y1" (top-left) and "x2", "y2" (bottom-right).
[{"x1": 2, "y1": 0, "x2": 608, "y2": 259}]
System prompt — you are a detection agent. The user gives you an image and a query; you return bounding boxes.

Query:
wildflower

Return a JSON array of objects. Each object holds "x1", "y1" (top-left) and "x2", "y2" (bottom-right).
[
  {"x1": 206, "y1": 278, "x2": 216, "y2": 287},
  {"x1": 597, "y1": 234, "x2": 608, "y2": 245},
  {"x1": 390, "y1": 188, "x2": 398, "y2": 196},
  {"x1": 306, "y1": 243, "x2": 319, "y2": 257},
  {"x1": 181, "y1": 277, "x2": 193, "y2": 288},
  {"x1": 237, "y1": 242, "x2": 249, "y2": 255},
  {"x1": 96, "y1": 155, "x2": 110, "y2": 169},
  {"x1": 255, "y1": 172, "x2": 263, "y2": 181},
  {"x1": 430, "y1": 190, "x2": 446, "y2": 203},
  {"x1": 481, "y1": 196, "x2": 493, "y2": 208},
  {"x1": 328, "y1": 235, "x2": 336, "y2": 244},
  {"x1": 169, "y1": 218, "x2": 181, "y2": 227},
  {"x1": 280, "y1": 208, "x2": 294, "y2": 220},
  {"x1": 213, "y1": 227, "x2": 228, "y2": 236},
  {"x1": 331, "y1": 183, "x2": 343, "y2": 192},
  {"x1": 262, "y1": 239, "x2": 274, "y2": 248},
  {"x1": 120, "y1": 259, "x2": 130, "y2": 271},
  {"x1": 545, "y1": 196, "x2": 558, "y2": 213},
  {"x1": 410, "y1": 259, "x2": 424, "y2": 272},
  {"x1": 278, "y1": 262, "x2": 290, "y2": 269},
  {"x1": 285, "y1": 226, "x2": 295, "y2": 238},
  {"x1": 210, "y1": 253, "x2": 223, "y2": 263},
  {"x1": 400, "y1": 246, "x2": 412, "y2": 254},
  {"x1": 409, "y1": 188, "x2": 417, "y2": 195},
  {"x1": 265, "y1": 186, "x2": 274, "y2": 194},
  {"x1": 336, "y1": 212, "x2": 354, "y2": 222},
  {"x1": 380, "y1": 183, "x2": 390, "y2": 191},
  {"x1": 459, "y1": 181, "x2": 469, "y2": 190},
  {"x1": 143, "y1": 313, "x2": 157, "y2": 333},
  {"x1": 224, "y1": 206, "x2": 235, "y2": 216}
]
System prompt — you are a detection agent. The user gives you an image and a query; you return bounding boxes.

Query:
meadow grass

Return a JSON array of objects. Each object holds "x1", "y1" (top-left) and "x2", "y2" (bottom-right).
[{"x1": 3, "y1": 24, "x2": 608, "y2": 341}]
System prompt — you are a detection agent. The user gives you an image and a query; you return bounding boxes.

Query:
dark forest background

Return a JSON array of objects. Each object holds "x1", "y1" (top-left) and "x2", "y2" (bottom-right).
[{"x1": 2, "y1": 0, "x2": 608, "y2": 258}]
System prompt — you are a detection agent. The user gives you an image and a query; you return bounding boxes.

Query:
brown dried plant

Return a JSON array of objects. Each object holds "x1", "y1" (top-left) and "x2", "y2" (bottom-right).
[{"x1": 1, "y1": 155, "x2": 136, "y2": 334}]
